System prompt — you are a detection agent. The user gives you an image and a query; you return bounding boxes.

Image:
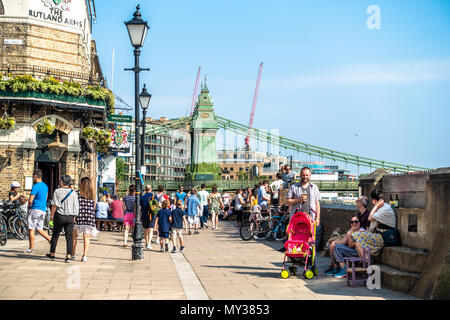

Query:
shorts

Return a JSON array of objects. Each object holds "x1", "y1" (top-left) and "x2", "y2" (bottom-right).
[
  {"x1": 171, "y1": 228, "x2": 183, "y2": 238},
  {"x1": 28, "y1": 209, "x2": 46, "y2": 231},
  {"x1": 142, "y1": 215, "x2": 151, "y2": 229},
  {"x1": 187, "y1": 216, "x2": 199, "y2": 225},
  {"x1": 123, "y1": 212, "x2": 135, "y2": 226},
  {"x1": 159, "y1": 231, "x2": 169, "y2": 239}
]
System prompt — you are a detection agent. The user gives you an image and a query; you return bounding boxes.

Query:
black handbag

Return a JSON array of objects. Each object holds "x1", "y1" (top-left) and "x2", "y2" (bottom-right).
[{"x1": 381, "y1": 228, "x2": 402, "y2": 247}]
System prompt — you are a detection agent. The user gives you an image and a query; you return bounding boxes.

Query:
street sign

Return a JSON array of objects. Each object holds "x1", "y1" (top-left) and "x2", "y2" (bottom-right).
[{"x1": 108, "y1": 114, "x2": 132, "y2": 123}]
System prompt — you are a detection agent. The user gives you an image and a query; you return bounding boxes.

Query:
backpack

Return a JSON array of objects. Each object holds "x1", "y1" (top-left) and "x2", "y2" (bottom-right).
[{"x1": 149, "y1": 195, "x2": 160, "y2": 217}]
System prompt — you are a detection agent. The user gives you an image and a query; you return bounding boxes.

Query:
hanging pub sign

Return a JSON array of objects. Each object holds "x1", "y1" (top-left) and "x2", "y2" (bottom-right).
[
  {"x1": 28, "y1": 0, "x2": 85, "y2": 29},
  {"x1": 109, "y1": 127, "x2": 130, "y2": 152}
]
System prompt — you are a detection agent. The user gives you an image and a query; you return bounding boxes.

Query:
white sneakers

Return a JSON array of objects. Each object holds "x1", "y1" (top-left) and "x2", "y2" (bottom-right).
[{"x1": 81, "y1": 256, "x2": 87, "y2": 262}]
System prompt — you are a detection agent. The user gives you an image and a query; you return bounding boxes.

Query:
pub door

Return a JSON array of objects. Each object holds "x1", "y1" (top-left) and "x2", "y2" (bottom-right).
[{"x1": 36, "y1": 162, "x2": 60, "y2": 201}]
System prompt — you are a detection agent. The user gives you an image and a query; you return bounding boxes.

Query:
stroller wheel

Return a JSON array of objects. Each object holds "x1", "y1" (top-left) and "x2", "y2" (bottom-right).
[
  {"x1": 280, "y1": 270, "x2": 290, "y2": 279},
  {"x1": 303, "y1": 270, "x2": 314, "y2": 280},
  {"x1": 313, "y1": 266, "x2": 318, "y2": 277}
]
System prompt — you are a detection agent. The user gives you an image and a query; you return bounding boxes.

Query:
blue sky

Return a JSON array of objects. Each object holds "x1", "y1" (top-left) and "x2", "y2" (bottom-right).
[{"x1": 93, "y1": 0, "x2": 450, "y2": 173}]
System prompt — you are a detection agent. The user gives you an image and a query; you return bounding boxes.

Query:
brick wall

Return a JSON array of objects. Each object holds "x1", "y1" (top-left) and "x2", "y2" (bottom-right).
[{"x1": 0, "y1": 21, "x2": 90, "y2": 75}]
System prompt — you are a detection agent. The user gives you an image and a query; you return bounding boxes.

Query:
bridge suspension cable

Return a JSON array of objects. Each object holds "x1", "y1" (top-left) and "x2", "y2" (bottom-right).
[
  {"x1": 142, "y1": 115, "x2": 432, "y2": 173},
  {"x1": 215, "y1": 116, "x2": 432, "y2": 173}
]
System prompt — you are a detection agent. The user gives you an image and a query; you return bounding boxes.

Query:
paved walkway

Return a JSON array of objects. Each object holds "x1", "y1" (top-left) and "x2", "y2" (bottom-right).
[{"x1": 0, "y1": 221, "x2": 418, "y2": 300}]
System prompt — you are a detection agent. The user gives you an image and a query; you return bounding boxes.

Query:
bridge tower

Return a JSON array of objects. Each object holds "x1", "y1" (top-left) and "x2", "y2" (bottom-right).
[{"x1": 186, "y1": 79, "x2": 222, "y2": 181}]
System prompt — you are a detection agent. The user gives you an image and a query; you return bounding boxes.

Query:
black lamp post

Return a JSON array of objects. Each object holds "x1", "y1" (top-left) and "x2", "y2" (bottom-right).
[
  {"x1": 140, "y1": 84, "x2": 151, "y2": 170},
  {"x1": 124, "y1": 4, "x2": 150, "y2": 260}
]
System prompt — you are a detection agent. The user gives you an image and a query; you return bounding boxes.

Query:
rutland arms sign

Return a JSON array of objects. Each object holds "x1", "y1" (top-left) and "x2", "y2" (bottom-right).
[{"x1": 28, "y1": 0, "x2": 85, "y2": 29}]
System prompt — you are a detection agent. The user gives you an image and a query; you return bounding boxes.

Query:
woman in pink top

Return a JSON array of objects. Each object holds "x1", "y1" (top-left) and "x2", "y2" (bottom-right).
[{"x1": 110, "y1": 195, "x2": 124, "y2": 231}]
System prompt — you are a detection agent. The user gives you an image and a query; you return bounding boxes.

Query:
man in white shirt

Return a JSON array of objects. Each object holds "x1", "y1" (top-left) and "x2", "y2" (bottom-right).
[
  {"x1": 284, "y1": 167, "x2": 323, "y2": 252},
  {"x1": 270, "y1": 173, "x2": 284, "y2": 206},
  {"x1": 197, "y1": 184, "x2": 210, "y2": 228}
]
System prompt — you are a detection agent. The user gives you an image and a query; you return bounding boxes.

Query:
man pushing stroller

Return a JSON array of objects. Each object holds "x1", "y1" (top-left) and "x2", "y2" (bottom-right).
[{"x1": 284, "y1": 167, "x2": 323, "y2": 251}]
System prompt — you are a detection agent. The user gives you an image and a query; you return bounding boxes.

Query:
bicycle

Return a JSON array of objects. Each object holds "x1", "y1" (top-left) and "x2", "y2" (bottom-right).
[
  {"x1": 10, "y1": 206, "x2": 28, "y2": 240},
  {"x1": 1, "y1": 200, "x2": 28, "y2": 240},
  {"x1": 259, "y1": 207, "x2": 290, "y2": 241},
  {"x1": 239, "y1": 206, "x2": 273, "y2": 241}
]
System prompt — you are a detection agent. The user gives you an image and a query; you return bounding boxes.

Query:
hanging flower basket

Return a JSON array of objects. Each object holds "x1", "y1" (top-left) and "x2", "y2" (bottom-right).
[
  {"x1": 81, "y1": 126, "x2": 111, "y2": 154},
  {"x1": 81, "y1": 126, "x2": 97, "y2": 140},
  {"x1": 0, "y1": 113, "x2": 16, "y2": 130},
  {"x1": 36, "y1": 118, "x2": 55, "y2": 135}
]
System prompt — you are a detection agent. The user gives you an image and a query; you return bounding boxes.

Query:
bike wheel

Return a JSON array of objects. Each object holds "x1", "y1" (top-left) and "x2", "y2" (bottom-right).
[
  {"x1": 12, "y1": 217, "x2": 28, "y2": 240},
  {"x1": 256, "y1": 220, "x2": 271, "y2": 240},
  {"x1": 239, "y1": 221, "x2": 255, "y2": 241},
  {"x1": 7, "y1": 215, "x2": 15, "y2": 234},
  {"x1": 0, "y1": 216, "x2": 7, "y2": 246}
]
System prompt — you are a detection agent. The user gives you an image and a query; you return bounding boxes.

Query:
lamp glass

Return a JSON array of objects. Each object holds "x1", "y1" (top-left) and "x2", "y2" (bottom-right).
[
  {"x1": 139, "y1": 92, "x2": 151, "y2": 110},
  {"x1": 126, "y1": 22, "x2": 148, "y2": 47}
]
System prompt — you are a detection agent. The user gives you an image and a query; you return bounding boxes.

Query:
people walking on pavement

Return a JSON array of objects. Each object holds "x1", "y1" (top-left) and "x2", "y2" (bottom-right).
[
  {"x1": 208, "y1": 186, "x2": 223, "y2": 230},
  {"x1": 72, "y1": 177, "x2": 98, "y2": 262},
  {"x1": 221, "y1": 190, "x2": 231, "y2": 220},
  {"x1": 122, "y1": 185, "x2": 136, "y2": 247},
  {"x1": 47, "y1": 175, "x2": 79, "y2": 263},
  {"x1": 198, "y1": 184, "x2": 209, "y2": 228},
  {"x1": 170, "y1": 200, "x2": 186, "y2": 253},
  {"x1": 234, "y1": 189, "x2": 245, "y2": 227},
  {"x1": 186, "y1": 188, "x2": 202, "y2": 235},
  {"x1": 154, "y1": 199, "x2": 172, "y2": 252},
  {"x1": 140, "y1": 185, "x2": 154, "y2": 249},
  {"x1": 175, "y1": 186, "x2": 187, "y2": 210},
  {"x1": 25, "y1": 169, "x2": 51, "y2": 254},
  {"x1": 284, "y1": 167, "x2": 323, "y2": 252},
  {"x1": 148, "y1": 192, "x2": 160, "y2": 246}
]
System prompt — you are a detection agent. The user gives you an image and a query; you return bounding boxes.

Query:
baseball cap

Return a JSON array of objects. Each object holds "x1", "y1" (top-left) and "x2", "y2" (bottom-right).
[{"x1": 11, "y1": 181, "x2": 20, "y2": 188}]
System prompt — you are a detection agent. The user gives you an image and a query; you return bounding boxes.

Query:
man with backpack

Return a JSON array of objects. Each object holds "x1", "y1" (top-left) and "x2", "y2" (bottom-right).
[
  {"x1": 140, "y1": 185, "x2": 154, "y2": 249},
  {"x1": 147, "y1": 189, "x2": 160, "y2": 248}
]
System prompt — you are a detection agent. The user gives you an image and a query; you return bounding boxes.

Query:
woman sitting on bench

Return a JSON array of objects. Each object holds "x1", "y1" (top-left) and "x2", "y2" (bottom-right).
[{"x1": 95, "y1": 195, "x2": 110, "y2": 230}]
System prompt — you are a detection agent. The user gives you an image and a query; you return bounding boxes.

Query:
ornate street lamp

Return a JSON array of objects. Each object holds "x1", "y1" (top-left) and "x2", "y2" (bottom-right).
[
  {"x1": 124, "y1": 4, "x2": 150, "y2": 260},
  {"x1": 140, "y1": 84, "x2": 151, "y2": 168}
]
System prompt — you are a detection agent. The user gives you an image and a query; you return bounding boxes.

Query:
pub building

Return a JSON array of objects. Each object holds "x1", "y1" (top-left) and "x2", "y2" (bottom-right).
[{"x1": 0, "y1": 0, "x2": 111, "y2": 199}]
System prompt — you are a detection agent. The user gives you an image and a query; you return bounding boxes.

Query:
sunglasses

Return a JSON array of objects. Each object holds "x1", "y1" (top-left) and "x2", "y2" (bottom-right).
[{"x1": 350, "y1": 220, "x2": 360, "y2": 224}]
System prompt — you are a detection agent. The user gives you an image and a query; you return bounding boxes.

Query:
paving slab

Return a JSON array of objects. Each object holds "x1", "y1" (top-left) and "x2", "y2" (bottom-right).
[{"x1": 0, "y1": 220, "x2": 420, "y2": 300}]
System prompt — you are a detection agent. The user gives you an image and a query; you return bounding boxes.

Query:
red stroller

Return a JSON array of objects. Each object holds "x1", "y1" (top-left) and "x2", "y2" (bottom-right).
[{"x1": 280, "y1": 210, "x2": 318, "y2": 279}]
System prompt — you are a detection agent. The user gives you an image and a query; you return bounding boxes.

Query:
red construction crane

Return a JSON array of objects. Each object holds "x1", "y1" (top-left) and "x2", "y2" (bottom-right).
[
  {"x1": 190, "y1": 66, "x2": 202, "y2": 116},
  {"x1": 245, "y1": 62, "x2": 263, "y2": 150}
]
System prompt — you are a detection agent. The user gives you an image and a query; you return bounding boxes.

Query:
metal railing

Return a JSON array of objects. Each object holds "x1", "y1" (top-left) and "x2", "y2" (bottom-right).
[
  {"x1": 0, "y1": 64, "x2": 105, "y2": 85},
  {"x1": 117, "y1": 179, "x2": 359, "y2": 193}
]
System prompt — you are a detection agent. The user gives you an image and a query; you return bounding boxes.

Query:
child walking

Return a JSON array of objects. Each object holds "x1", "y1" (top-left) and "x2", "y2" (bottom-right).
[
  {"x1": 171, "y1": 200, "x2": 186, "y2": 253},
  {"x1": 154, "y1": 199, "x2": 172, "y2": 252}
]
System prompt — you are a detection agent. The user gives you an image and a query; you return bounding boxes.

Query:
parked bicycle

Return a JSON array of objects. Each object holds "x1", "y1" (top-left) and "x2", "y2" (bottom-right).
[
  {"x1": 240, "y1": 206, "x2": 290, "y2": 241},
  {"x1": 1, "y1": 200, "x2": 28, "y2": 240},
  {"x1": 259, "y1": 207, "x2": 290, "y2": 241}
]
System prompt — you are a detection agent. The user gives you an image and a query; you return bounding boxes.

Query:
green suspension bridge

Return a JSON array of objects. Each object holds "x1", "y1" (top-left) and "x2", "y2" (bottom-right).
[{"x1": 127, "y1": 83, "x2": 432, "y2": 192}]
